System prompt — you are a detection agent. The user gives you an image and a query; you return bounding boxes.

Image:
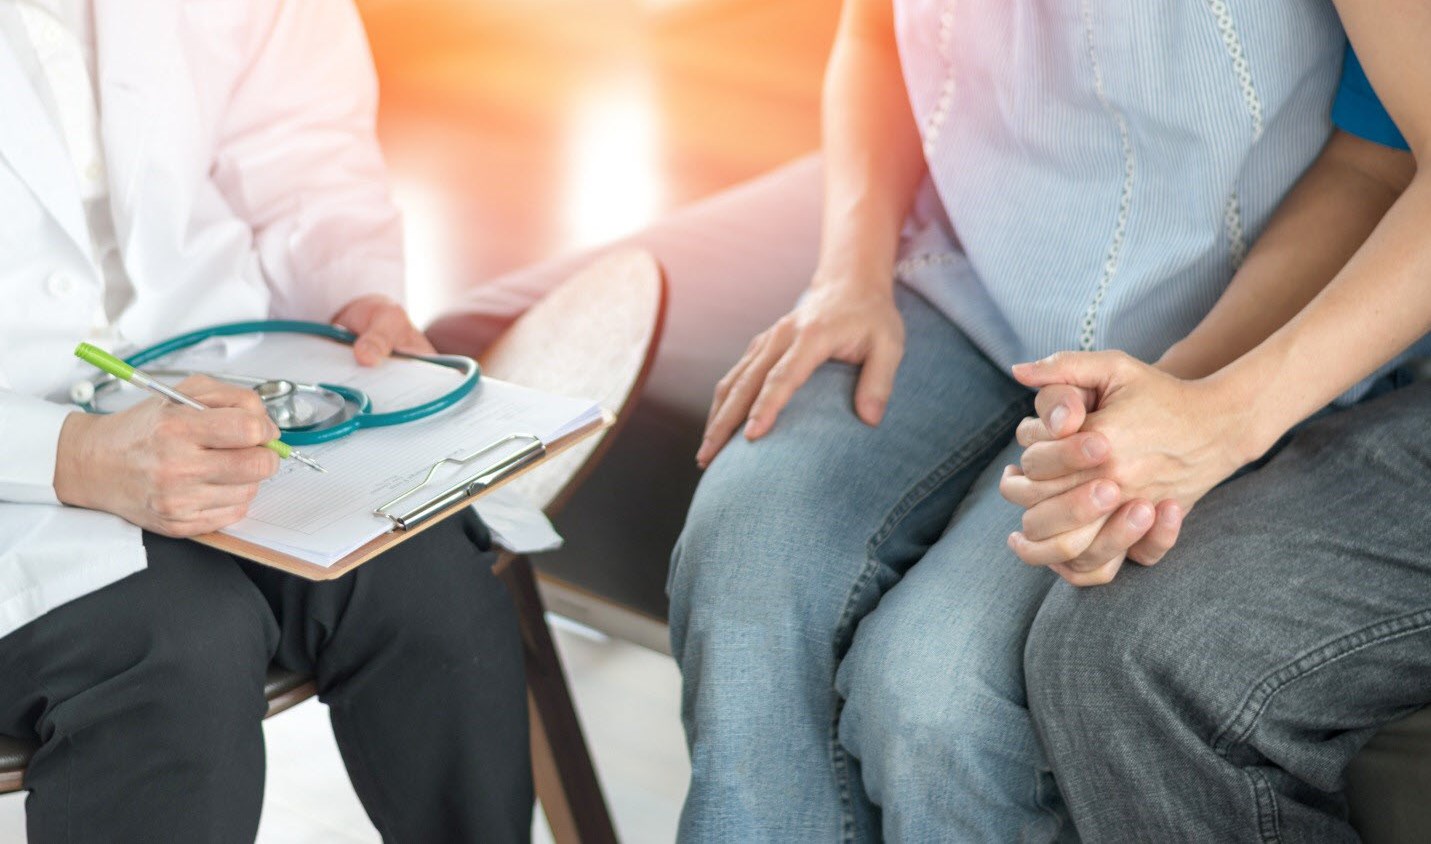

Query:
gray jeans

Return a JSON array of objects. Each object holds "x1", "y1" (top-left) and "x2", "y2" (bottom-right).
[{"x1": 1027, "y1": 377, "x2": 1431, "y2": 842}]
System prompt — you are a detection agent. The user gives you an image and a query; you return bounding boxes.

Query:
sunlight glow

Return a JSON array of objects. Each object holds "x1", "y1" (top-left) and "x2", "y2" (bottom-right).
[
  {"x1": 391, "y1": 178, "x2": 453, "y2": 327},
  {"x1": 562, "y1": 74, "x2": 664, "y2": 249}
]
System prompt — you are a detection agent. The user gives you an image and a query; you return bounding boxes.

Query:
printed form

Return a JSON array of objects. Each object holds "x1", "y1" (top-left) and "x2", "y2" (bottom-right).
[{"x1": 132, "y1": 335, "x2": 602, "y2": 565}]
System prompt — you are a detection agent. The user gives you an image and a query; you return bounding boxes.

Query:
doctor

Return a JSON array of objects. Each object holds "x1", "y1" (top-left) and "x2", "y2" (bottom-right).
[{"x1": 0, "y1": 2, "x2": 531, "y2": 842}]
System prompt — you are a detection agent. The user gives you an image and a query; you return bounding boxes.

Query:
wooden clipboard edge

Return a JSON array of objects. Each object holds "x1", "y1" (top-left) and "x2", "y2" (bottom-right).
[{"x1": 192, "y1": 409, "x2": 616, "y2": 580}]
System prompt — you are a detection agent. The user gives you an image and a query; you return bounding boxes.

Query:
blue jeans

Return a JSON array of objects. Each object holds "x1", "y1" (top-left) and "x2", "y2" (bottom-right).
[{"x1": 669, "y1": 287, "x2": 1070, "y2": 841}]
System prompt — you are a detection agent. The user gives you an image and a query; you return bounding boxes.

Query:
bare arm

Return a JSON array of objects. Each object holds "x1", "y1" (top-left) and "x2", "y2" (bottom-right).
[
  {"x1": 1212, "y1": 0, "x2": 1431, "y2": 457},
  {"x1": 1158, "y1": 131, "x2": 1414, "y2": 379},
  {"x1": 698, "y1": 0, "x2": 927, "y2": 465},
  {"x1": 814, "y1": 0, "x2": 927, "y2": 290}
]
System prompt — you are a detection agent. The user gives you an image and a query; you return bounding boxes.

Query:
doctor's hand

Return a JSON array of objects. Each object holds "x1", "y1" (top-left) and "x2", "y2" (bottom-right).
[
  {"x1": 332, "y1": 295, "x2": 436, "y2": 366},
  {"x1": 697, "y1": 278, "x2": 905, "y2": 468},
  {"x1": 998, "y1": 353, "x2": 1247, "y2": 585},
  {"x1": 54, "y1": 376, "x2": 282, "y2": 537}
]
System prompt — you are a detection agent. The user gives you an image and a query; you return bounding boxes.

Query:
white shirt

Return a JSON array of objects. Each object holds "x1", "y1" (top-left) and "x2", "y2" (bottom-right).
[
  {"x1": 0, "y1": 0, "x2": 405, "y2": 638},
  {"x1": 4, "y1": 0, "x2": 134, "y2": 343}
]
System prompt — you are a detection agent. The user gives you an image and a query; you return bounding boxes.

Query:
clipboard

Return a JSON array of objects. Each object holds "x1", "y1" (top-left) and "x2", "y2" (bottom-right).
[{"x1": 193, "y1": 410, "x2": 614, "y2": 580}]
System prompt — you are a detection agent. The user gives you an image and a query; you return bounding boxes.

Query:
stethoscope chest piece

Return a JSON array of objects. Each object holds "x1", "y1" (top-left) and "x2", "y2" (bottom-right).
[{"x1": 253, "y1": 378, "x2": 358, "y2": 432}]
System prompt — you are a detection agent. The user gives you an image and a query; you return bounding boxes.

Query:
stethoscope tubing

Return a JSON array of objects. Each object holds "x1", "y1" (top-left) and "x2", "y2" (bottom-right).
[{"x1": 85, "y1": 320, "x2": 481, "y2": 446}]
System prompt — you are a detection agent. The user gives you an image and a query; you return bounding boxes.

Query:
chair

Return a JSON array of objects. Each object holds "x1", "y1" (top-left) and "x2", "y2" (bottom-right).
[{"x1": 0, "y1": 248, "x2": 666, "y2": 844}]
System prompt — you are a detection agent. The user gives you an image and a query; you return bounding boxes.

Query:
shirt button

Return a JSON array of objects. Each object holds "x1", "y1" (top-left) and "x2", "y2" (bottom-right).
[{"x1": 46, "y1": 272, "x2": 79, "y2": 298}]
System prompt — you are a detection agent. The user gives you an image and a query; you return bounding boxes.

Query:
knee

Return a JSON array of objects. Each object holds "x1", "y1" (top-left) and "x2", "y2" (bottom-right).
[
  {"x1": 115, "y1": 570, "x2": 274, "y2": 745},
  {"x1": 1025, "y1": 575, "x2": 1184, "y2": 735},
  {"x1": 372, "y1": 569, "x2": 520, "y2": 675},
  {"x1": 670, "y1": 449, "x2": 854, "y2": 652},
  {"x1": 839, "y1": 612, "x2": 1038, "y2": 769}
]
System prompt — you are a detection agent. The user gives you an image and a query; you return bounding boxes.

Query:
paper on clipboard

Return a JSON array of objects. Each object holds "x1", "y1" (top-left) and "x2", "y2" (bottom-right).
[{"x1": 158, "y1": 335, "x2": 601, "y2": 566}]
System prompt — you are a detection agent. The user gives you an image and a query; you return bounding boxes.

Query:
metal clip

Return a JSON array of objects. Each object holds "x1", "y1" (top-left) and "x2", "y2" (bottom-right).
[{"x1": 373, "y1": 433, "x2": 546, "y2": 530}]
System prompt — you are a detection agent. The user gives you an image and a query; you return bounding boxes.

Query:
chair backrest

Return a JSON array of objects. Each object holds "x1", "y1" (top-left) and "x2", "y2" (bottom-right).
[{"x1": 473, "y1": 248, "x2": 667, "y2": 516}]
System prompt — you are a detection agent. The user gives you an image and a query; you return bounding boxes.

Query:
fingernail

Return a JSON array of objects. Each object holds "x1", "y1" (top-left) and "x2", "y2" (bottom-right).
[
  {"x1": 1129, "y1": 503, "x2": 1154, "y2": 530},
  {"x1": 1160, "y1": 504, "x2": 1183, "y2": 526},
  {"x1": 1050, "y1": 405, "x2": 1068, "y2": 432},
  {"x1": 743, "y1": 418, "x2": 761, "y2": 439},
  {"x1": 1007, "y1": 532, "x2": 1024, "y2": 547},
  {"x1": 1082, "y1": 436, "x2": 1108, "y2": 460},
  {"x1": 1092, "y1": 481, "x2": 1118, "y2": 508}
]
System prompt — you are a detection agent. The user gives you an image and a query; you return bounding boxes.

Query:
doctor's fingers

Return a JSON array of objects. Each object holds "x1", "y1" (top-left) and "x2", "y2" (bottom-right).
[
  {"x1": 354, "y1": 305, "x2": 431, "y2": 364},
  {"x1": 149, "y1": 503, "x2": 254, "y2": 538},
  {"x1": 197, "y1": 445, "x2": 281, "y2": 484},
  {"x1": 148, "y1": 482, "x2": 261, "y2": 524},
  {"x1": 176, "y1": 406, "x2": 281, "y2": 450},
  {"x1": 177, "y1": 375, "x2": 269, "y2": 417}
]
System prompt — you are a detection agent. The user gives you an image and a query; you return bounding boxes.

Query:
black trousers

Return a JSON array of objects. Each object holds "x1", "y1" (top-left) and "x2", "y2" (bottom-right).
[{"x1": 0, "y1": 510, "x2": 532, "y2": 843}]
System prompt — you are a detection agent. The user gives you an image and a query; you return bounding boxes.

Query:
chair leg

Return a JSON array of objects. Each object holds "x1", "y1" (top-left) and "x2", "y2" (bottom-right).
[{"x1": 496, "y1": 553, "x2": 618, "y2": 844}]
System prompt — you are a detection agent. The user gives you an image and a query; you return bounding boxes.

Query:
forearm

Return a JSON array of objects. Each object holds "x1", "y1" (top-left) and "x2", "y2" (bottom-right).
[
  {"x1": 816, "y1": 0, "x2": 926, "y2": 290},
  {"x1": 1211, "y1": 170, "x2": 1431, "y2": 460},
  {"x1": 1158, "y1": 132, "x2": 1413, "y2": 378}
]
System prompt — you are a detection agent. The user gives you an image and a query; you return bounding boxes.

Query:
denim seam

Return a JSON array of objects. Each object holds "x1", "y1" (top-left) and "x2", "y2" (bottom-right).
[
  {"x1": 1208, "y1": 606, "x2": 1431, "y2": 843},
  {"x1": 865, "y1": 398, "x2": 1030, "y2": 553},
  {"x1": 828, "y1": 396, "x2": 1029, "y2": 842}
]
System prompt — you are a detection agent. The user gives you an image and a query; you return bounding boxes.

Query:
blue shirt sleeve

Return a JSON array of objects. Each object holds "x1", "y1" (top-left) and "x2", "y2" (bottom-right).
[{"x1": 1332, "y1": 45, "x2": 1410, "y2": 151}]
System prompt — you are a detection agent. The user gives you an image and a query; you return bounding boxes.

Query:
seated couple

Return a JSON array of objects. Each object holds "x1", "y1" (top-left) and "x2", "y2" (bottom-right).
[
  {"x1": 670, "y1": 0, "x2": 1431, "y2": 841},
  {"x1": 0, "y1": 0, "x2": 1427, "y2": 843}
]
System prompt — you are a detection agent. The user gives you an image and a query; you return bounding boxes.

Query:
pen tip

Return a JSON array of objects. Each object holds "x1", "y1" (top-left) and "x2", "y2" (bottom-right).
[{"x1": 294, "y1": 452, "x2": 327, "y2": 473}]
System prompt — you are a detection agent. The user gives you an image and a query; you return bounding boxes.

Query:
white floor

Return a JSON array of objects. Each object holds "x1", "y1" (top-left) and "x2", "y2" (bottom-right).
[{"x1": 0, "y1": 623, "x2": 689, "y2": 843}]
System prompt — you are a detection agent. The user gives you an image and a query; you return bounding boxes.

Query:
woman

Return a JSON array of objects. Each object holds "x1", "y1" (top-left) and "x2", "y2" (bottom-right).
[{"x1": 671, "y1": 0, "x2": 1430, "y2": 839}]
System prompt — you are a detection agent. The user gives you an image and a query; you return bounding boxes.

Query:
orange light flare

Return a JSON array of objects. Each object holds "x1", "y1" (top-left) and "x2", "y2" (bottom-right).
[
  {"x1": 561, "y1": 69, "x2": 666, "y2": 251},
  {"x1": 391, "y1": 178, "x2": 455, "y2": 327}
]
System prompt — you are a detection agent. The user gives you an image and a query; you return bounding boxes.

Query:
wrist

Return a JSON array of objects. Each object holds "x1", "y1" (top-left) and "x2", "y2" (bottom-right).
[
  {"x1": 809, "y1": 253, "x2": 897, "y2": 296},
  {"x1": 1155, "y1": 339, "x2": 1215, "y2": 380},
  {"x1": 1196, "y1": 363, "x2": 1285, "y2": 467},
  {"x1": 53, "y1": 412, "x2": 98, "y2": 509}
]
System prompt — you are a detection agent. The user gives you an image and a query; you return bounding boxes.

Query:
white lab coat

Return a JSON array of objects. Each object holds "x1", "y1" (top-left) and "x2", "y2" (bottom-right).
[{"x1": 0, "y1": 0, "x2": 404, "y2": 638}]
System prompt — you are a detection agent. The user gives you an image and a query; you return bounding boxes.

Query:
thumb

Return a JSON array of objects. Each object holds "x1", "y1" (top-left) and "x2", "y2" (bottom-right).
[
  {"x1": 1012, "y1": 351, "x2": 1127, "y2": 390},
  {"x1": 1034, "y1": 383, "x2": 1095, "y2": 438},
  {"x1": 854, "y1": 337, "x2": 901, "y2": 426}
]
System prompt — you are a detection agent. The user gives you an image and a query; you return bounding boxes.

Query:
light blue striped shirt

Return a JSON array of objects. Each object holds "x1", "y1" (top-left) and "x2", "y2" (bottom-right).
[{"x1": 891, "y1": 0, "x2": 1424, "y2": 394}]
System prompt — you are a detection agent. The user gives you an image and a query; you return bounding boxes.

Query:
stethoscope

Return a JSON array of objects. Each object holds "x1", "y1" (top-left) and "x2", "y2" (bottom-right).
[{"x1": 71, "y1": 320, "x2": 481, "y2": 446}]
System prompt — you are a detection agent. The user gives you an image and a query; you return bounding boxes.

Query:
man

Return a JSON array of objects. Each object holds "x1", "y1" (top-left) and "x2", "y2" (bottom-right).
[
  {"x1": 1007, "y1": 19, "x2": 1431, "y2": 842},
  {"x1": 0, "y1": 2, "x2": 531, "y2": 841}
]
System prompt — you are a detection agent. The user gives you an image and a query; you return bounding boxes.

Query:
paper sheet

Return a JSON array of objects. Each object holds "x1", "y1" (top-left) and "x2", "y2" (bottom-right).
[
  {"x1": 472, "y1": 486, "x2": 565, "y2": 554},
  {"x1": 121, "y1": 335, "x2": 600, "y2": 565}
]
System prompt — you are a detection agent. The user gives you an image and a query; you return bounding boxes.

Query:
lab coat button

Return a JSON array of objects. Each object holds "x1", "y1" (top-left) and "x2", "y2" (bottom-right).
[{"x1": 46, "y1": 272, "x2": 78, "y2": 298}]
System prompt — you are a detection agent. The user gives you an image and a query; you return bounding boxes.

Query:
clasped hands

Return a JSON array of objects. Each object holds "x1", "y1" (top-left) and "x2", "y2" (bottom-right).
[{"x1": 999, "y1": 351, "x2": 1253, "y2": 586}]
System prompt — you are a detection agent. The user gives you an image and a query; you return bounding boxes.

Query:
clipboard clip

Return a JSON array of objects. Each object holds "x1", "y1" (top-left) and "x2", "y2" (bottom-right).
[{"x1": 374, "y1": 433, "x2": 547, "y2": 530}]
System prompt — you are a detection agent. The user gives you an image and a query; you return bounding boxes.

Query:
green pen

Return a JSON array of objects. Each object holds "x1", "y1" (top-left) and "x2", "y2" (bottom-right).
[{"x1": 74, "y1": 342, "x2": 327, "y2": 473}]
